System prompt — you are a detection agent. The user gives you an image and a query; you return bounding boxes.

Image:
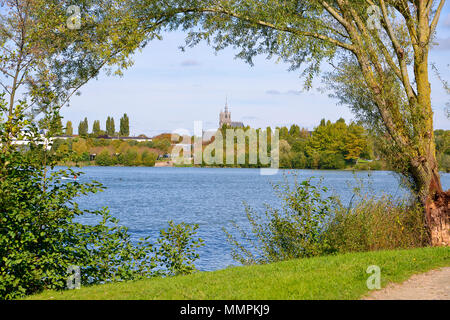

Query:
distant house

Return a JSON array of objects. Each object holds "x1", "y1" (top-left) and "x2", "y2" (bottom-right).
[
  {"x1": 52, "y1": 135, "x2": 73, "y2": 140},
  {"x1": 109, "y1": 136, "x2": 153, "y2": 142},
  {"x1": 9, "y1": 131, "x2": 52, "y2": 151}
]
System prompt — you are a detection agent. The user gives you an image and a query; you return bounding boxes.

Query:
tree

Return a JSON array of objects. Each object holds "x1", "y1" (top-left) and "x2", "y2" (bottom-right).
[
  {"x1": 157, "y1": 0, "x2": 449, "y2": 245},
  {"x1": 65, "y1": 121, "x2": 73, "y2": 136},
  {"x1": 48, "y1": 114, "x2": 63, "y2": 136},
  {"x1": 78, "y1": 117, "x2": 88, "y2": 137},
  {"x1": 92, "y1": 120, "x2": 101, "y2": 136},
  {"x1": 110, "y1": 117, "x2": 116, "y2": 136},
  {"x1": 96, "y1": 149, "x2": 113, "y2": 166},
  {"x1": 120, "y1": 113, "x2": 130, "y2": 137},
  {"x1": 106, "y1": 117, "x2": 111, "y2": 136},
  {"x1": 106, "y1": 116, "x2": 116, "y2": 136}
]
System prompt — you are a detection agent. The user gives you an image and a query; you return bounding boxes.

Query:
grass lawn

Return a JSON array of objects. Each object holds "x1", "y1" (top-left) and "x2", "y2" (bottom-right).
[{"x1": 27, "y1": 247, "x2": 449, "y2": 300}]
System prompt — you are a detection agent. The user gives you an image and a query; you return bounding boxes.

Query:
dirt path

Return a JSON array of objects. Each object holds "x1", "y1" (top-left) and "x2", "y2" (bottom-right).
[{"x1": 363, "y1": 267, "x2": 450, "y2": 300}]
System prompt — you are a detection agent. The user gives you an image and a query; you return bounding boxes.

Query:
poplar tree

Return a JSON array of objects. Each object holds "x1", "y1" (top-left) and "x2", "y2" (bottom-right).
[
  {"x1": 120, "y1": 113, "x2": 130, "y2": 137},
  {"x1": 66, "y1": 121, "x2": 73, "y2": 136},
  {"x1": 93, "y1": 120, "x2": 101, "y2": 136}
]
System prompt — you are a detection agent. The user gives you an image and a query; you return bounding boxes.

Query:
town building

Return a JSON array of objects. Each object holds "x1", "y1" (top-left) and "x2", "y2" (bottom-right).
[{"x1": 219, "y1": 99, "x2": 244, "y2": 128}]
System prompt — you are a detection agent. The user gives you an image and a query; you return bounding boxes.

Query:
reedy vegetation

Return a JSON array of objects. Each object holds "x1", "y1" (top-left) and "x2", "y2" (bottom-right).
[{"x1": 225, "y1": 173, "x2": 430, "y2": 265}]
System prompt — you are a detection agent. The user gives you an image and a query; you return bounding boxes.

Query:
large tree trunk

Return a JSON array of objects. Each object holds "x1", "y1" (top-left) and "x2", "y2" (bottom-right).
[
  {"x1": 411, "y1": 11, "x2": 449, "y2": 246},
  {"x1": 411, "y1": 155, "x2": 450, "y2": 246}
]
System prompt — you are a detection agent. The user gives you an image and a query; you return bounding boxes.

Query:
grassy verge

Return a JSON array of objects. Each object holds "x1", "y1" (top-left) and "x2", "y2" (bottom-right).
[{"x1": 26, "y1": 247, "x2": 449, "y2": 300}]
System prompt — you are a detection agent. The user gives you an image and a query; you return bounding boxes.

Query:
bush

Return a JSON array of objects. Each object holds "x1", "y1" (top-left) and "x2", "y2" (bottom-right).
[
  {"x1": 224, "y1": 171, "x2": 429, "y2": 266},
  {"x1": 324, "y1": 196, "x2": 429, "y2": 253},
  {"x1": 0, "y1": 100, "x2": 204, "y2": 299},
  {"x1": 354, "y1": 162, "x2": 370, "y2": 170},
  {"x1": 142, "y1": 151, "x2": 157, "y2": 167},
  {"x1": 95, "y1": 149, "x2": 113, "y2": 166},
  {"x1": 224, "y1": 174, "x2": 338, "y2": 264},
  {"x1": 369, "y1": 160, "x2": 383, "y2": 170},
  {"x1": 319, "y1": 152, "x2": 346, "y2": 169}
]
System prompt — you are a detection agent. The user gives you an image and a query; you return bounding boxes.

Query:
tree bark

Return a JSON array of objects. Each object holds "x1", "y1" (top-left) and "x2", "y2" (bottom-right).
[{"x1": 411, "y1": 155, "x2": 450, "y2": 246}]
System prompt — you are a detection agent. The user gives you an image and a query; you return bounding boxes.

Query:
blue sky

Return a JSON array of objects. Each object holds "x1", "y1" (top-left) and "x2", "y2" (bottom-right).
[{"x1": 61, "y1": 5, "x2": 450, "y2": 137}]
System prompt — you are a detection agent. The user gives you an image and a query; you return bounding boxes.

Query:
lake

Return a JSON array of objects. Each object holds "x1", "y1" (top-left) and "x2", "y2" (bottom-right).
[{"x1": 69, "y1": 167, "x2": 450, "y2": 271}]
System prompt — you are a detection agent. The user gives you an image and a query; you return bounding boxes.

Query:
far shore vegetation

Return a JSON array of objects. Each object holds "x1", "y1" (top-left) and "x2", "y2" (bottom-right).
[{"x1": 50, "y1": 115, "x2": 450, "y2": 172}]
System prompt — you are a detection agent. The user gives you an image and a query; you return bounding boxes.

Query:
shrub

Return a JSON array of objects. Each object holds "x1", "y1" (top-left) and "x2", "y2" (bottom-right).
[
  {"x1": 0, "y1": 100, "x2": 204, "y2": 299},
  {"x1": 319, "y1": 152, "x2": 346, "y2": 169},
  {"x1": 95, "y1": 149, "x2": 113, "y2": 166},
  {"x1": 154, "y1": 221, "x2": 204, "y2": 276},
  {"x1": 224, "y1": 171, "x2": 430, "y2": 266},
  {"x1": 369, "y1": 160, "x2": 383, "y2": 170},
  {"x1": 324, "y1": 196, "x2": 430, "y2": 253},
  {"x1": 354, "y1": 162, "x2": 370, "y2": 170},
  {"x1": 224, "y1": 174, "x2": 338, "y2": 264},
  {"x1": 120, "y1": 148, "x2": 139, "y2": 166},
  {"x1": 142, "y1": 151, "x2": 157, "y2": 167}
]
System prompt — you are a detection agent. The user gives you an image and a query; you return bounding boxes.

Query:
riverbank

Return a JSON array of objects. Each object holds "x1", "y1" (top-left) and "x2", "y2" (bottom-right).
[{"x1": 26, "y1": 247, "x2": 449, "y2": 300}]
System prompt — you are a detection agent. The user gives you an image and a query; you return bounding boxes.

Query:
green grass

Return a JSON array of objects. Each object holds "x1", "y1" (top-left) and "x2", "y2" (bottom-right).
[{"x1": 26, "y1": 247, "x2": 449, "y2": 300}]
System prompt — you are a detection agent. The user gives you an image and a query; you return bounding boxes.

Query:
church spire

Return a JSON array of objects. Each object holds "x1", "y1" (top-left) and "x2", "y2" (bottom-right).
[{"x1": 225, "y1": 96, "x2": 229, "y2": 113}]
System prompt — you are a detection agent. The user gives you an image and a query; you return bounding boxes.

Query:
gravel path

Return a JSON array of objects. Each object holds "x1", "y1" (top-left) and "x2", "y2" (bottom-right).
[{"x1": 363, "y1": 267, "x2": 450, "y2": 300}]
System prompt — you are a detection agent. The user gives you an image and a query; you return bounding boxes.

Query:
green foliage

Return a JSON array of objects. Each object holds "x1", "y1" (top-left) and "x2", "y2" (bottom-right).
[
  {"x1": 325, "y1": 197, "x2": 430, "y2": 253},
  {"x1": 78, "y1": 118, "x2": 88, "y2": 137},
  {"x1": 46, "y1": 114, "x2": 63, "y2": 136},
  {"x1": 65, "y1": 121, "x2": 73, "y2": 136},
  {"x1": 92, "y1": 120, "x2": 101, "y2": 136},
  {"x1": 142, "y1": 150, "x2": 157, "y2": 167},
  {"x1": 225, "y1": 171, "x2": 430, "y2": 267},
  {"x1": 268, "y1": 119, "x2": 369, "y2": 170},
  {"x1": 95, "y1": 150, "x2": 113, "y2": 166},
  {"x1": 106, "y1": 116, "x2": 115, "y2": 136},
  {"x1": 0, "y1": 99, "x2": 203, "y2": 300},
  {"x1": 152, "y1": 138, "x2": 171, "y2": 153},
  {"x1": 154, "y1": 221, "x2": 204, "y2": 276},
  {"x1": 120, "y1": 113, "x2": 130, "y2": 137},
  {"x1": 224, "y1": 174, "x2": 338, "y2": 264},
  {"x1": 319, "y1": 152, "x2": 346, "y2": 170}
]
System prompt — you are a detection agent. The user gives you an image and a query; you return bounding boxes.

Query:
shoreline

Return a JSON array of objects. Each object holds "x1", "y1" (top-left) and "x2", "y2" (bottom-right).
[{"x1": 54, "y1": 163, "x2": 450, "y2": 174}]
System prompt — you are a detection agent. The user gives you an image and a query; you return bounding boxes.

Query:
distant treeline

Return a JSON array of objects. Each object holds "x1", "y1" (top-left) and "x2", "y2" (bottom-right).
[
  {"x1": 196, "y1": 118, "x2": 450, "y2": 172},
  {"x1": 51, "y1": 117, "x2": 449, "y2": 171},
  {"x1": 49, "y1": 114, "x2": 135, "y2": 138},
  {"x1": 52, "y1": 135, "x2": 172, "y2": 167}
]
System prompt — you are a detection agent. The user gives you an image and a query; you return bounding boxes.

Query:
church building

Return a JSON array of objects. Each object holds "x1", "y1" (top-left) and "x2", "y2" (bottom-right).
[{"x1": 219, "y1": 99, "x2": 244, "y2": 128}]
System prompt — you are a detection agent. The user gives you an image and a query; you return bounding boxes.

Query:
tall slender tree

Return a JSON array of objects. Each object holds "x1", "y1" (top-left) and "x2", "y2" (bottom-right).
[
  {"x1": 120, "y1": 113, "x2": 130, "y2": 137},
  {"x1": 106, "y1": 117, "x2": 111, "y2": 136},
  {"x1": 65, "y1": 121, "x2": 73, "y2": 136},
  {"x1": 92, "y1": 120, "x2": 101, "y2": 136},
  {"x1": 106, "y1": 116, "x2": 116, "y2": 136},
  {"x1": 110, "y1": 117, "x2": 116, "y2": 136},
  {"x1": 78, "y1": 117, "x2": 88, "y2": 137}
]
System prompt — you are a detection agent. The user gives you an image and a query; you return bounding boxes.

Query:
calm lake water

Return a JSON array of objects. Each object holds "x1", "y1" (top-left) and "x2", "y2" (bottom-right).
[{"x1": 66, "y1": 167, "x2": 450, "y2": 271}]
